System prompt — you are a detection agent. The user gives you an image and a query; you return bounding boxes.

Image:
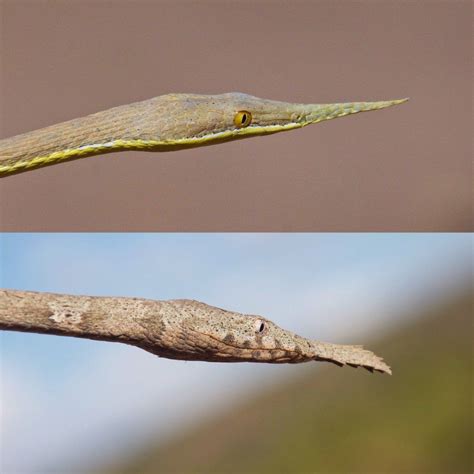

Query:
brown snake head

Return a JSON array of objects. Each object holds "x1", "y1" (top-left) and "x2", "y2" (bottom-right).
[{"x1": 143, "y1": 300, "x2": 391, "y2": 374}]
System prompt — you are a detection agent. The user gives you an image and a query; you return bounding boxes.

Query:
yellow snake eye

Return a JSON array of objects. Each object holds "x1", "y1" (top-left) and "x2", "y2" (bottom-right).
[{"x1": 234, "y1": 110, "x2": 252, "y2": 128}]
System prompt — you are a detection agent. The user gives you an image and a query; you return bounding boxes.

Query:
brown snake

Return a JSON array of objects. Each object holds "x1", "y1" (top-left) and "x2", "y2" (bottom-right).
[{"x1": 0, "y1": 289, "x2": 391, "y2": 374}]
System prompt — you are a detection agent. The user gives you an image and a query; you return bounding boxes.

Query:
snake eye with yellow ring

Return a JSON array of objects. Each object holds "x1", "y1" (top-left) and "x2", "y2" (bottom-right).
[{"x1": 234, "y1": 110, "x2": 252, "y2": 128}]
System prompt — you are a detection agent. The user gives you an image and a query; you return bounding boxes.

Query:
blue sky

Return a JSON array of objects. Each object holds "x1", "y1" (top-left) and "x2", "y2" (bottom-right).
[{"x1": 0, "y1": 233, "x2": 471, "y2": 472}]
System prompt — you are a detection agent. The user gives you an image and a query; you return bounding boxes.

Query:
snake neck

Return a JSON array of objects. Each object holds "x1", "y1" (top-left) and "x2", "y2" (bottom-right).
[
  {"x1": 0, "y1": 289, "x2": 166, "y2": 345},
  {"x1": 0, "y1": 290, "x2": 207, "y2": 360},
  {"x1": 0, "y1": 100, "x2": 160, "y2": 177}
]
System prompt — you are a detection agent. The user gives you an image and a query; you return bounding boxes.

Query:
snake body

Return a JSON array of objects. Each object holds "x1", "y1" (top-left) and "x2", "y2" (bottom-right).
[
  {"x1": 0, "y1": 93, "x2": 407, "y2": 177},
  {"x1": 0, "y1": 289, "x2": 391, "y2": 374}
]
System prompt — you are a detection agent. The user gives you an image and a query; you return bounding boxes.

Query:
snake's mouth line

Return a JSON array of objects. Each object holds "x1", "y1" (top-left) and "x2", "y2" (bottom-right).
[
  {"x1": 201, "y1": 331, "x2": 306, "y2": 361},
  {"x1": 0, "y1": 124, "x2": 305, "y2": 175},
  {"x1": 179, "y1": 122, "x2": 304, "y2": 142}
]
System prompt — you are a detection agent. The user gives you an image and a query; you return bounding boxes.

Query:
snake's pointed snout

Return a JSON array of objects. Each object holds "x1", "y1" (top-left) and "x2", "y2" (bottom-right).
[
  {"x1": 378, "y1": 97, "x2": 409, "y2": 108},
  {"x1": 308, "y1": 340, "x2": 392, "y2": 375},
  {"x1": 301, "y1": 96, "x2": 409, "y2": 126},
  {"x1": 353, "y1": 97, "x2": 409, "y2": 111}
]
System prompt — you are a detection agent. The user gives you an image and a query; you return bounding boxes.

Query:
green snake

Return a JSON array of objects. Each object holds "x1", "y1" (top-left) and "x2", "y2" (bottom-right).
[{"x1": 0, "y1": 92, "x2": 407, "y2": 177}]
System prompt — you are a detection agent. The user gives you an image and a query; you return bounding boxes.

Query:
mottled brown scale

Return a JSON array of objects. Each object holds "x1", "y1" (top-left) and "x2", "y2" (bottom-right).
[{"x1": 0, "y1": 289, "x2": 391, "y2": 374}]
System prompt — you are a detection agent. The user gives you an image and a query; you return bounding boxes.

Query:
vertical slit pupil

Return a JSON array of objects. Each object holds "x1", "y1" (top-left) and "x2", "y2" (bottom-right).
[{"x1": 241, "y1": 114, "x2": 247, "y2": 124}]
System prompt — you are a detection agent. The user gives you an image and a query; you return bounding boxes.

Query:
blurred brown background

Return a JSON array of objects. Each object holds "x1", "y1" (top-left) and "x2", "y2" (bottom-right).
[{"x1": 0, "y1": 1, "x2": 471, "y2": 231}]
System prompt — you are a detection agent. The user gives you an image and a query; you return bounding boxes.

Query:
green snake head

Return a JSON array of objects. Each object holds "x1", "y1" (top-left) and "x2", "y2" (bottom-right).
[{"x1": 145, "y1": 92, "x2": 408, "y2": 148}]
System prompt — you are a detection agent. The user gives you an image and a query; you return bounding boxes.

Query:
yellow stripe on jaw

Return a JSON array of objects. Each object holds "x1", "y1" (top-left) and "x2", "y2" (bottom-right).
[
  {"x1": 0, "y1": 123, "x2": 305, "y2": 176},
  {"x1": 0, "y1": 95, "x2": 408, "y2": 177},
  {"x1": 0, "y1": 97, "x2": 407, "y2": 175}
]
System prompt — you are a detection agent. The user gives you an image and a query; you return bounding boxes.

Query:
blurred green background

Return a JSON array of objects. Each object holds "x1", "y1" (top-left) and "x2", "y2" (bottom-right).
[
  {"x1": 111, "y1": 289, "x2": 472, "y2": 474},
  {"x1": 2, "y1": 234, "x2": 471, "y2": 473}
]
